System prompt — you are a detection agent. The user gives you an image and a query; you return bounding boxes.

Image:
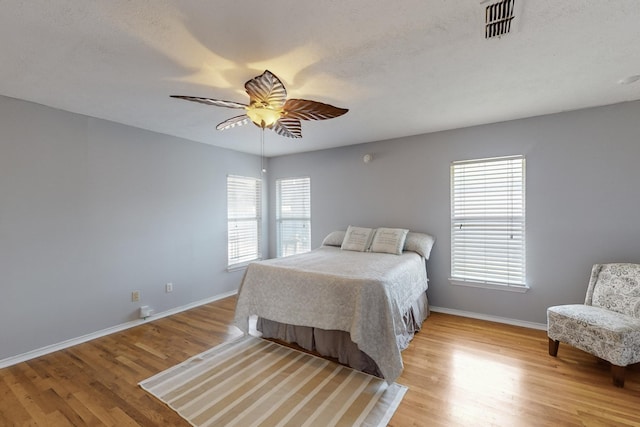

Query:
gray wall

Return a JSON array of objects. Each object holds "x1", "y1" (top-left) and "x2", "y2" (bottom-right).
[
  {"x1": 268, "y1": 100, "x2": 640, "y2": 324},
  {"x1": 3, "y1": 93, "x2": 639, "y2": 361},
  {"x1": 0, "y1": 95, "x2": 265, "y2": 360}
]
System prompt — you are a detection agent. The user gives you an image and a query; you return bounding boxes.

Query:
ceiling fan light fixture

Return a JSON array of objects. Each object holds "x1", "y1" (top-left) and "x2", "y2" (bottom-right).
[{"x1": 246, "y1": 105, "x2": 283, "y2": 128}]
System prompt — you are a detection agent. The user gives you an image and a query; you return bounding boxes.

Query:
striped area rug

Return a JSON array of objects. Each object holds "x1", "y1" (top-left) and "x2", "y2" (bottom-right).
[{"x1": 139, "y1": 335, "x2": 407, "y2": 427}]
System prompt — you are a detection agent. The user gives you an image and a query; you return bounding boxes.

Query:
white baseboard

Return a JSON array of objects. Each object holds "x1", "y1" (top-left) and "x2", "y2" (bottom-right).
[
  {"x1": 0, "y1": 290, "x2": 238, "y2": 369},
  {"x1": 430, "y1": 306, "x2": 547, "y2": 330}
]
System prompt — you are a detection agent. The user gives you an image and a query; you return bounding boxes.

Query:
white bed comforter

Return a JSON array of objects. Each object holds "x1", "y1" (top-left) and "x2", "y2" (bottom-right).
[{"x1": 234, "y1": 246, "x2": 428, "y2": 382}]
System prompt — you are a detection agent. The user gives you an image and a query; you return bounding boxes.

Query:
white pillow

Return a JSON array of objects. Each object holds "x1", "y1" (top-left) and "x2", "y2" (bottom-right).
[
  {"x1": 403, "y1": 232, "x2": 436, "y2": 259},
  {"x1": 322, "y1": 230, "x2": 346, "y2": 247},
  {"x1": 341, "y1": 226, "x2": 375, "y2": 252},
  {"x1": 369, "y1": 227, "x2": 409, "y2": 255}
]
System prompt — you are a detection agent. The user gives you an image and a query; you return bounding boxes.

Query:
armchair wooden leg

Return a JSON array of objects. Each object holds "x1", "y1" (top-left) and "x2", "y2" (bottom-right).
[
  {"x1": 548, "y1": 338, "x2": 559, "y2": 356},
  {"x1": 611, "y1": 365, "x2": 625, "y2": 388}
]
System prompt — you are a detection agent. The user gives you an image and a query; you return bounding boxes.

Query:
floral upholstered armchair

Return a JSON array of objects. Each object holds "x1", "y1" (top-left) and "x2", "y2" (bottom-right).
[{"x1": 547, "y1": 263, "x2": 640, "y2": 387}]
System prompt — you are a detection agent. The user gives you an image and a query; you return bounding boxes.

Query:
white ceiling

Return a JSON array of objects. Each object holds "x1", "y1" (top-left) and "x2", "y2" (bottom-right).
[{"x1": 1, "y1": 1, "x2": 639, "y2": 157}]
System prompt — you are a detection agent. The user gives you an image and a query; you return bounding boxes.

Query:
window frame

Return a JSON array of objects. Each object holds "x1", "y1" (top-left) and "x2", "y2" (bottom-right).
[
  {"x1": 227, "y1": 175, "x2": 262, "y2": 270},
  {"x1": 276, "y1": 176, "x2": 311, "y2": 258},
  {"x1": 449, "y1": 155, "x2": 527, "y2": 292}
]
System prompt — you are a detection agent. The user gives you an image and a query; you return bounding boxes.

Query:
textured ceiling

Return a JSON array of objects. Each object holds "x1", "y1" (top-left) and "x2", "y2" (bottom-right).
[{"x1": 1, "y1": 1, "x2": 639, "y2": 157}]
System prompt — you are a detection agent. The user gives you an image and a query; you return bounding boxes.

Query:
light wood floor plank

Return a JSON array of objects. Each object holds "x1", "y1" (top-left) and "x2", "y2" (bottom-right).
[{"x1": 1, "y1": 296, "x2": 638, "y2": 426}]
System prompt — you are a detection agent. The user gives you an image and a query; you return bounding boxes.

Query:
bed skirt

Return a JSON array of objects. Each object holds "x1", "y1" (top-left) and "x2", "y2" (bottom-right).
[{"x1": 257, "y1": 291, "x2": 429, "y2": 377}]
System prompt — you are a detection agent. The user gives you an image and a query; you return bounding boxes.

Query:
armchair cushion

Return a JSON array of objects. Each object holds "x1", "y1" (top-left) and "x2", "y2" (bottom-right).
[{"x1": 547, "y1": 304, "x2": 640, "y2": 367}]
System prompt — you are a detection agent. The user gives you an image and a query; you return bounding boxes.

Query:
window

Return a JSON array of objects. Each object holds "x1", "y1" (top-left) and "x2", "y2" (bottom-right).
[
  {"x1": 227, "y1": 175, "x2": 262, "y2": 268},
  {"x1": 450, "y1": 155, "x2": 526, "y2": 291},
  {"x1": 276, "y1": 177, "x2": 311, "y2": 257}
]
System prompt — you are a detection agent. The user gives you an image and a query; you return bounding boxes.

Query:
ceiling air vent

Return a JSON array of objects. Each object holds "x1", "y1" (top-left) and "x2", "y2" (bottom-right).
[{"x1": 485, "y1": 0, "x2": 516, "y2": 39}]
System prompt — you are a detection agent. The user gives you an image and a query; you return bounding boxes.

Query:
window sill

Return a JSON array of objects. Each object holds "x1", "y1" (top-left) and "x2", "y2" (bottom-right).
[{"x1": 448, "y1": 278, "x2": 530, "y2": 293}]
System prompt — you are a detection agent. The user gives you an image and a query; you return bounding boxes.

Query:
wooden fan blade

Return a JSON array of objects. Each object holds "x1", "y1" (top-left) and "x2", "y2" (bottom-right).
[
  {"x1": 283, "y1": 99, "x2": 348, "y2": 121},
  {"x1": 216, "y1": 114, "x2": 250, "y2": 131},
  {"x1": 170, "y1": 95, "x2": 247, "y2": 109},
  {"x1": 245, "y1": 70, "x2": 287, "y2": 109},
  {"x1": 271, "y1": 118, "x2": 302, "y2": 138}
]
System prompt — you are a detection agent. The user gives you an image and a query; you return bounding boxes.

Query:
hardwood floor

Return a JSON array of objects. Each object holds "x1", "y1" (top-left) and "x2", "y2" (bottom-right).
[{"x1": 1, "y1": 297, "x2": 638, "y2": 426}]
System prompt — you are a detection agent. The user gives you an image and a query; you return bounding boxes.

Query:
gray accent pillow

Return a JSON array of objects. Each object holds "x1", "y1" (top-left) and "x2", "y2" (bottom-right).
[
  {"x1": 321, "y1": 230, "x2": 346, "y2": 247},
  {"x1": 403, "y1": 232, "x2": 436, "y2": 259}
]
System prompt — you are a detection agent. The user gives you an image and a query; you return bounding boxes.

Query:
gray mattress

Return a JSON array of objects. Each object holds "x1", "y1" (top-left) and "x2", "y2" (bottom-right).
[{"x1": 257, "y1": 291, "x2": 429, "y2": 377}]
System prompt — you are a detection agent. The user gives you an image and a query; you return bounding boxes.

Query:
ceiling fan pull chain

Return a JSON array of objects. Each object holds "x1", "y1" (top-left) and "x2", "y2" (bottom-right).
[{"x1": 261, "y1": 128, "x2": 267, "y2": 174}]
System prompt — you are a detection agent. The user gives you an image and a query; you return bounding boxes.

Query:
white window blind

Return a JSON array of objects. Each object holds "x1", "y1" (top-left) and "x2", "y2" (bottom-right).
[
  {"x1": 450, "y1": 155, "x2": 526, "y2": 289},
  {"x1": 227, "y1": 175, "x2": 262, "y2": 268},
  {"x1": 276, "y1": 177, "x2": 311, "y2": 257}
]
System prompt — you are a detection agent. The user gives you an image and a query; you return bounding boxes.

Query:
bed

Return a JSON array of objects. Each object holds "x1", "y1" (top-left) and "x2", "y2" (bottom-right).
[{"x1": 234, "y1": 227, "x2": 435, "y2": 383}]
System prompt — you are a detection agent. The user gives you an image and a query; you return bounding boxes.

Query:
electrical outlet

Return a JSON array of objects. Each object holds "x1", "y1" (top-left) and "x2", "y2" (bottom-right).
[
  {"x1": 131, "y1": 290, "x2": 141, "y2": 302},
  {"x1": 165, "y1": 282, "x2": 173, "y2": 293}
]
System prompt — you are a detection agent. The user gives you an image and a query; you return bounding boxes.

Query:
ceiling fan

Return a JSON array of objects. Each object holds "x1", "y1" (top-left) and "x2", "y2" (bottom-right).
[{"x1": 171, "y1": 70, "x2": 348, "y2": 138}]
